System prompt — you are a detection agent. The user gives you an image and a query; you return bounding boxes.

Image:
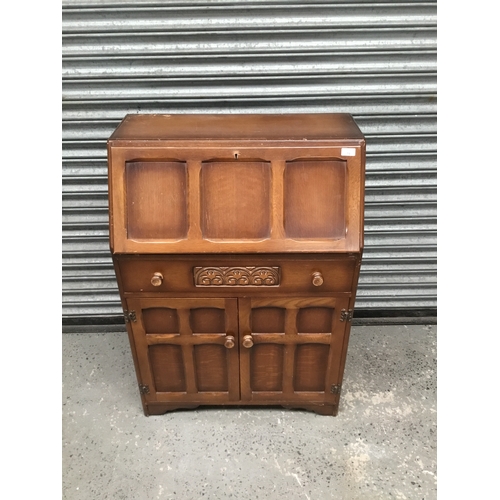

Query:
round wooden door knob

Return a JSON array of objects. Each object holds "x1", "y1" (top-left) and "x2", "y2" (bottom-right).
[
  {"x1": 242, "y1": 335, "x2": 254, "y2": 348},
  {"x1": 224, "y1": 336, "x2": 235, "y2": 349},
  {"x1": 151, "y1": 272, "x2": 164, "y2": 286},
  {"x1": 312, "y1": 272, "x2": 324, "y2": 286}
]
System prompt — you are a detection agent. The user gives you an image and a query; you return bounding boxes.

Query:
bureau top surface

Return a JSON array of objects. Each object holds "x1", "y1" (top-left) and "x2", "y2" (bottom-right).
[{"x1": 108, "y1": 113, "x2": 365, "y2": 143}]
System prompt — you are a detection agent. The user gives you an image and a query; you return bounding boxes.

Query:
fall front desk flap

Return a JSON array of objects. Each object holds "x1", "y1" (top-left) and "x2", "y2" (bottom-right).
[{"x1": 107, "y1": 113, "x2": 365, "y2": 254}]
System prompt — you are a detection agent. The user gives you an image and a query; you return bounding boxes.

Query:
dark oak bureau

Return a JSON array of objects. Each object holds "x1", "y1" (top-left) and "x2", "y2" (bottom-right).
[{"x1": 107, "y1": 113, "x2": 365, "y2": 416}]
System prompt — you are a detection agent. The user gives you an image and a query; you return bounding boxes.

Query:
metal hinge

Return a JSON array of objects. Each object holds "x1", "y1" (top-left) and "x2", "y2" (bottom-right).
[
  {"x1": 124, "y1": 310, "x2": 137, "y2": 323},
  {"x1": 139, "y1": 384, "x2": 150, "y2": 395},
  {"x1": 340, "y1": 309, "x2": 353, "y2": 322},
  {"x1": 330, "y1": 384, "x2": 342, "y2": 395}
]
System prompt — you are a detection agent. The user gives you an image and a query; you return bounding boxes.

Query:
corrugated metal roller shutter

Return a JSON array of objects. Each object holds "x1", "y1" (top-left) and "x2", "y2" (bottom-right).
[{"x1": 62, "y1": 0, "x2": 437, "y2": 329}]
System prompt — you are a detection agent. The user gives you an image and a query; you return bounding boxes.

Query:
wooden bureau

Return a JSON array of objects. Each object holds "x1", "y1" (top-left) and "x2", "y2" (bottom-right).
[{"x1": 107, "y1": 113, "x2": 365, "y2": 416}]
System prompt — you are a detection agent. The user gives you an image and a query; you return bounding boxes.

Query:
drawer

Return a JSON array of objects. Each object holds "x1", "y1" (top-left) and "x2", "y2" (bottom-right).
[{"x1": 116, "y1": 256, "x2": 358, "y2": 294}]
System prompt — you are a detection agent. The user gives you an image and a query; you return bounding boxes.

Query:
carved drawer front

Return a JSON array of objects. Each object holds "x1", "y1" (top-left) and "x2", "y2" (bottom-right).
[
  {"x1": 117, "y1": 257, "x2": 357, "y2": 294},
  {"x1": 193, "y1": 266, "x2": 280, "y2": 287}
]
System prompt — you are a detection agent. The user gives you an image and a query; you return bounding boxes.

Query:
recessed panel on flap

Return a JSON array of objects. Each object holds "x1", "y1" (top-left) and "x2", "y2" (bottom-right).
[
  {"x1": 125, "y1": 160, "x2": 188, "y2": 240},
  {"x1": 284, "y1": 159, "x2": 346, "y2": 239},
  {"x1": 200, "y1": 160, "x2": 271, "y2": 240}
]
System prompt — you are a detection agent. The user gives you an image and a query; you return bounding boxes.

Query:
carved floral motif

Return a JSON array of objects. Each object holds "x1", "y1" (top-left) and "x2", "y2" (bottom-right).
[{"x1": 194, "y1": 266, "x2": 280, "y2": 286}]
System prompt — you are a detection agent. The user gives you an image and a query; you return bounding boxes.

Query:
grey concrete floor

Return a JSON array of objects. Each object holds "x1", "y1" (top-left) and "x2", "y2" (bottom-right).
[{"x1": 62, "y1": 325, "x2": 437, "y2": 500}]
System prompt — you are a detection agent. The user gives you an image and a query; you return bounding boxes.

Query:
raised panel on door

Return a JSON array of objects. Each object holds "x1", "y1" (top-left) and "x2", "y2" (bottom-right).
[
  {"x1": 238, "y1": 297, "x2": 350, "y2": 405},
  {"x1": 126, "y1": 297, "x2": 240, "y2": 404}
]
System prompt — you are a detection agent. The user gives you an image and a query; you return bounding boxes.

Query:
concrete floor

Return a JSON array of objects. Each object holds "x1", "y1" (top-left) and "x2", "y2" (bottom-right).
[{"x1": 62, "y1": 324, "x2": 437, "y2": 500}]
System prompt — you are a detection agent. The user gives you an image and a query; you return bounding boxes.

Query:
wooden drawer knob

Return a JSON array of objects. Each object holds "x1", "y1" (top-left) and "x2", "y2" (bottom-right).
[
  {"x1": 151, "y1": 272, "x2": 164, "y2": 286},
  {"x1": 312, "y1": 271, "x2": 324, "y2": 287},
  {"x1": 242, "y1": 335, "x2": 254, "y2": 348},
  {"x1": 224, "y1": 335, "x2": 235, "y2": 349}
]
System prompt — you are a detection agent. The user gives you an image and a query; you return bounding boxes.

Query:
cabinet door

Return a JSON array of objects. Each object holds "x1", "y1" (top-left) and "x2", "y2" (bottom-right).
[
  {"x1": 238, "y1": 297, "x2": 350, "y2": 405},
  {"x1": 126, "y1": 298, "x2": 240, "y2": 404}
]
